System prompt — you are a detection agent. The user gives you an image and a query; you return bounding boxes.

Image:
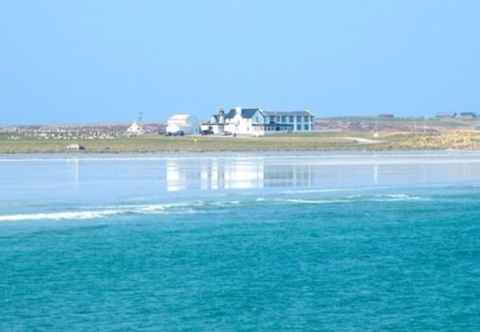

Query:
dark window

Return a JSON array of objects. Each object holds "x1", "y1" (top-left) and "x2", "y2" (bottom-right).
[
  {"x1": 297, "y1": 124, "x2": 301, "y2": 131},
  {"x1": 304, "y1": 124, "x2": 309, "y2": 130},
  {"x1": 304, "y1": 116, "x2": 309, "y2": 122},
  {"x1": 296, "y1": 116, "x2": 302, "y2": 122},
  {"x1": 289, "y1": 116, "x2": 294, "y2": 122},
  {"x1": 281, "y1": 116, "x2": 287, "y2": 122}
]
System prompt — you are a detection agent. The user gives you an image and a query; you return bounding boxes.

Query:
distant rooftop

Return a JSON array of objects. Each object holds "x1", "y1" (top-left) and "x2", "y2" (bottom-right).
[
  {"x1": 225, "y1": 108, "x2": 261, "y2": 120},
  {"x1": 264, "y1": 110, "x2": 313, "y2": 116}
]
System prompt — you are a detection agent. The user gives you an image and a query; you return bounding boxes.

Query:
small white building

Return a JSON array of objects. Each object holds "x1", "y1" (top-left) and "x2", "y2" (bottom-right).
[
  {"x1": 126, "y1": 121, "x2": 145, "y2": 136},
  {"x1": 224, "y1": 107, "x2": 266, "y2": 136},
  {"x1": 166, "y1": 114, "x2": 200, "y2": 136}
]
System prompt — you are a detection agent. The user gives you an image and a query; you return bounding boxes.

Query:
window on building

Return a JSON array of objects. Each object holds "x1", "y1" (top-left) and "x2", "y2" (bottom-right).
[
  {"x1": 270, "y1": 116, "x2": 275, "y2": 123},
  {"x1": 304, "y1": 116, "x2": 309, "y2": 122},
  {"x1": 281, "y1": 116, "x2": 287, "y2": 122},
  {"x1": 276, "y1": 116, "x2": 281, "y2": 122},
  {"x1": 296, "y1": 116, "x2": 302, "y2": 122},
  {"x1": 289, "y1": 116, "x2": 294, "y2": 122},
  {"x1": 297, "y1": 124, "x2": 301, "y2": 131},
  {"x1": 304, "y1": 124, "x2": 309, "y2": 131}
]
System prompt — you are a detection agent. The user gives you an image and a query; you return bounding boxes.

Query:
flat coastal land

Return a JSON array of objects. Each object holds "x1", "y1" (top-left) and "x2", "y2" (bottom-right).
[
  {"x1": 2, "y1": 117, "x2": 480, "y2": 153},
  {"x1": 2, "y1": 131, "x2": 480, "y2": 153}
]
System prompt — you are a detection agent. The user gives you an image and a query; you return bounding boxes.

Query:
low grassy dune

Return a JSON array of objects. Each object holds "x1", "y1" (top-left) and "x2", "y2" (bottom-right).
[{"x1": 1, "y1": 131, "x2": 480, "y2": 154}]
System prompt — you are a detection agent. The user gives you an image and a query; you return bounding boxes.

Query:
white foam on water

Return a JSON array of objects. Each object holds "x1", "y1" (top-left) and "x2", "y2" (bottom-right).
[
  {"x1": 271, "y1": 193, "x2": 428, "y2": 206},
  {"x1": 130, "y1": 201, "x2": 206, "y2": 212},
  {"x1": 0, "y1": 210, "x2": 122, "y2": 222},
  {"x1": 0, "y1": 192, "x2": 431, "y2": 222},
  {"x1": 210, "y1": 200, "x2": 241, "y2": 207},
  {"x1": 0, "y1": 200, "x2": 239, "y2": 222},
  {"x1": 280, "y1": 188, "x2": 359, "y2": 195},
  {"x1": 370, "y1": 193, "x2": 426, "y2": 202},
  {"x1": 276, "y1": 198, "x2": 353, "y2": 204}
]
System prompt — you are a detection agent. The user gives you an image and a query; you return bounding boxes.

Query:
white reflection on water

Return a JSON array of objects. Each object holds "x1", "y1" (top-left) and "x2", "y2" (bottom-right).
[
  {"x1": 374, "y1": 164, "x2": 379, "y2": 185},
  {"x1": 166, "y1": 158, "x2": 265, "y2": 191},
  {"x1": 2, "y1": 152, "x2": 480, "y2": 207},
  {"x1": 163, "y1": 157, "x2": 409, "y2": 192}
]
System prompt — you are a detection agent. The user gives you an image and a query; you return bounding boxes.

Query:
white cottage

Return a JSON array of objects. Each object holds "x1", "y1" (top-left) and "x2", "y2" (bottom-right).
[
  {"x1": 126, "y1": 121, "x2": 145, "y2": 136},
  {"x1": 224, "y1": 107, "x2": 266, "y2": 136}
]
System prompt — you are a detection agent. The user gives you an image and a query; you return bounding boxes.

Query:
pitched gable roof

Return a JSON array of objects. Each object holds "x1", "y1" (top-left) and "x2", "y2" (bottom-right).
[
  {"x1": 224, "y1": 109, "x2": 236, "y2": 119},
  {"x1": 225, "y1": 108, "x2": 262, "y2": 119},
  {"x1": 241, "y1": 108, "x2": 261, "y2": 119}
]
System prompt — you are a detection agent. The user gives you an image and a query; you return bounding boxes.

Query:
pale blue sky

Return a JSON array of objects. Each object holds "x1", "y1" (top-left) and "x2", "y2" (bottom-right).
[{"x1": 1, "y1": 0, "x2": 479, "y2": 124}]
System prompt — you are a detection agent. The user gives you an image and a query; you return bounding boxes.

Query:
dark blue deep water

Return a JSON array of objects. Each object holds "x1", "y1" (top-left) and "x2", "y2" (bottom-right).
[{"x1": 1, "y1": 153, "x2": 480, "y2": 331}]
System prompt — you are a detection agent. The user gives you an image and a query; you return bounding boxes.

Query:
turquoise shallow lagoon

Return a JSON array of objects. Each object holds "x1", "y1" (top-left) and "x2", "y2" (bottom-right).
[{"x1": 1, "y1": 152, "x2": 480, "y2": 331}]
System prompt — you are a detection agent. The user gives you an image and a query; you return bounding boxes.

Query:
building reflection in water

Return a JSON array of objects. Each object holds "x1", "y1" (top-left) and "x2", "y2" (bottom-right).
[
  {"x1": 167, "y1": 158, "x2": 265, "y2": 192},
  {"x1": 166, "y1": 158, "x2": 318, "y2": 192},
  {"x1": 166, "y1": 159, "x2": 188, "y2": 192},
  {"x1": 63, "y1": 156, "x2": 480, "y2": 194},
  {"x1": 373, "y1": 164, "x2": 379, "y2": 185},
  {"x1": 165, "y1": 156, "x2": 480, "y2": 192},
  {"x1": 69, "y1": 157, "x2": 392, "y2": 193}
]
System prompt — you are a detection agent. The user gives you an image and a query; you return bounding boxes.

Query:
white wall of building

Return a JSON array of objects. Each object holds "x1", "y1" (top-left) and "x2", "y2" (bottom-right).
[
  {"x1": 166, "y1": 114, "x2": 200, "y2": 135},
  {"x1": 224, "y1": 108, "x2": 266, "y2": 136}
]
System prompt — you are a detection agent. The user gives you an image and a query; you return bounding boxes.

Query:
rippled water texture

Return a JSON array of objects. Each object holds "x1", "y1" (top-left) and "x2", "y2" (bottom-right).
[{"x1": 1, "y1": 152, "x2": 479, "y2": 331}]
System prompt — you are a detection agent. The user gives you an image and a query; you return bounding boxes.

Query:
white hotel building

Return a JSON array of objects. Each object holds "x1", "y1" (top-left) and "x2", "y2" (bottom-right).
[
  {"x1": 205, "y1": 107, "x2": 315, "y2": 136},
  {"x1": 264, "y1": 111, "x2": 315, "y2": 133}
]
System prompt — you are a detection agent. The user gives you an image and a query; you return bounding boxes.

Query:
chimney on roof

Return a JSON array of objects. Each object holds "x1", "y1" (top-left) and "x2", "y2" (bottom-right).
[
  {"x1": 235, "y1": 107, "x2": 242, "y2": 117},
  {"x1": 218, "y1": 109, "x2": 225, "y2": 124}
]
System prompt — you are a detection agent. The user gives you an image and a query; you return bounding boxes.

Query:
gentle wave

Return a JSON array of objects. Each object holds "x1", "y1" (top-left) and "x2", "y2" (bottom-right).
[
  {"x1": 273, "y1": 193, "x2": 427, "y2": 205},
  {"x1": 278, "y1": 198, "x2": 353, "y2": 204},
  {"x1": 372, "y1": 193, "x2": 425, "y2": 201},
  {"x1": 0, "y1": 193, "x2": 428, "y2": 222},
  {"x1": 280, "y1": 188, "x2": 359, "y2": 195},
  {"x1": 0, "y1": 202, "x2": 204, "y2": 222},
  {"x1": 0, "y1": 210, "x2": 122, "y2": 222}
]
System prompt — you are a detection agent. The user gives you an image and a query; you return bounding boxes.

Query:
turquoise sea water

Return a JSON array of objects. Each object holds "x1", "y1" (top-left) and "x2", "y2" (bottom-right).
[{"x1": 1, "y1": 152, "x2": 480, "y2": 331}]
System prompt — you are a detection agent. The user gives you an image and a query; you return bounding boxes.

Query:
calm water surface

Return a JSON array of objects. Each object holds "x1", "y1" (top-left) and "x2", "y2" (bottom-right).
[{"x1": 1, "y1": 152, "x2": 479, "y2": 331}]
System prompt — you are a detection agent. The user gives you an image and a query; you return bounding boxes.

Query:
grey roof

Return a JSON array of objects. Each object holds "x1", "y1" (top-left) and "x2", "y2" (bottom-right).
[
  {"x1": 224, "y1": 110, "x2": 235, "y2": 119},
  {"x1": 225, "y1": 108, "x2": 261, "y2": 119},
  {"x1": 220, "y1": 108, "x2": 313, "y2": 120},
  {"x1": 264, "y1": 110, "x2": 313, "y2": 117}
]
